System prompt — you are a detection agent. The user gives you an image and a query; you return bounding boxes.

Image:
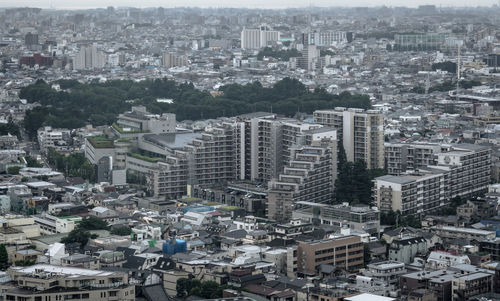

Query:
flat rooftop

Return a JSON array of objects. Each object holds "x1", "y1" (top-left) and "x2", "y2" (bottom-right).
[
  {"x1": 11, "y1": 264, "x2": 115, "y2": 277},
  {"x1": 143, "y1": 132, "x2": 202, "y2": 149}
]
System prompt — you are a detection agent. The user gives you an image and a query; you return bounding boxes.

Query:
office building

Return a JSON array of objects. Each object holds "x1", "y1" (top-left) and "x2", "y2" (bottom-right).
[
  {"x1": 73, "y1": 45, "x2": 106, "y2": 70},
  {"x1": 114, "y1": 106, "x2": 176, "y2": 135},
  {"x1": 241, "y1": 25, "x2": 280, "y2": 49},
  {"x1": 296, "y1": 235, "x2": 364, "y2": 276},
  {"x1": 4, "y1": 264, "x2": 135, "y2": 301},
  {"x1": 314, "y1": 108, "x2": 384, "y2": 169}
]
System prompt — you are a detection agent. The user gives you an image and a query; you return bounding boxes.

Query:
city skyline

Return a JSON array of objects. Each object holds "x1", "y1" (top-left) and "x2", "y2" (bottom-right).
[{"x1": 0, "y1": 0, "x2": 497, "y2": 9}]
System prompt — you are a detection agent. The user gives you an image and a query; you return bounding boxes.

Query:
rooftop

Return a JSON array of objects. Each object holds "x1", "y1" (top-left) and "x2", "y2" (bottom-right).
[
  {"x1": 87, "y1": 136, "x2": 114, "y2": 149},
  {"x1": 11, "y1": 264, "x2": 115, "y2": 277}
]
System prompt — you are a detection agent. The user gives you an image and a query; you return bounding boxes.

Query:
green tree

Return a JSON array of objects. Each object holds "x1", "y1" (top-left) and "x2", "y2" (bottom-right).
[
  {"x1": 78, "y1": 216, "x2": 109, "y2": 231},
  {"x1": 25, "y1": 156, "x2": 43, "y2": 168},
  {"x1": 201, "y1": 281, "x2": 220, "y2": 299},
  {"x1": 110, "y1": 226, "x2": 132, "y2": 236},
  {"x1": 0, "y1": 244, "x2": 9, "y2": 270},
  {"x1": 176, "y1": 278, "x2": 189, "y2": 298},
  {"x1": 60, "y1": 228, "x2": 91, "y2": 248},
  {"x1": 7, "y1": 166, "x2": 21, "y2": 175}
]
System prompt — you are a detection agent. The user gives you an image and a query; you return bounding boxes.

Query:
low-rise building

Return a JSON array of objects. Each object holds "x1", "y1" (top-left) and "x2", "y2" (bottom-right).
[
  {"x1": 4, "y1": 264, "x2": 135, "y2": 301},
  {"x1": 296, "y1": 235, "x2": 364, "y2": 276}
]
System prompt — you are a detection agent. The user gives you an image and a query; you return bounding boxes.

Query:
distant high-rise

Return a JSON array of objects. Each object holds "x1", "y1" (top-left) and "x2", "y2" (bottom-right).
[
  {"x1": 240, "y1": 25, "x2": 280, "y2": 50},
  {"x1": 25, "y1": 32, "x2": 38, "y2": 46},
  {"x1": 162, "y1": 53, "x2": 188, "y2": 68},
  {"x1": 73, "y1": 45, "x2": 105, "y2": 70},
  {"x1": 297, "y1": 44, "x2": 321, "y2": 71}
]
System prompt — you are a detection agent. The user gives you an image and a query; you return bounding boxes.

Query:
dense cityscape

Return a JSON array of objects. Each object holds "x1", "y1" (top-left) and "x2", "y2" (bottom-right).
[{"x1": 0, "y1": 3, "x2": 500, "y2": 301}]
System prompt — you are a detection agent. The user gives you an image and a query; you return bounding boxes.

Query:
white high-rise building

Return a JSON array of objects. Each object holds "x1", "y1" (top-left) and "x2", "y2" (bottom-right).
[
  {"x1": 241, "y1": 25, "x2": 280, "y2": 49},
  {"x1": 73, "y1": 45, "x2": 106, "y2": 70},
  {"x1": 314, "y1": 108, "x2": 385, "y2": 169}
]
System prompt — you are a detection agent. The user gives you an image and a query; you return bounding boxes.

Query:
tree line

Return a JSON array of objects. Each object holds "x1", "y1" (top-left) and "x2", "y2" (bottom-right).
[
  {"x1": 21, "y1": 77, "x2": 371, "y2": 137},
  {"x1": 46, "y1": 147, "x2": 95, "y2": 182}
]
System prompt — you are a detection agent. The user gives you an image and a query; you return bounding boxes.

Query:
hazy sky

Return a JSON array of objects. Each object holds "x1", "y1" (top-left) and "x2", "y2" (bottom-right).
[{"x1": 0, "y1": 0, "x2": 497, "y2": 9}]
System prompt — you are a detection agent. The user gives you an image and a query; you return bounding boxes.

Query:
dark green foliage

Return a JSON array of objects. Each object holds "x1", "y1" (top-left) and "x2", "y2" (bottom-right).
[
  {"x1": 20, "y1": 78, "x2": 371, "y2": 135},
  {"x1": 380, "y1": 210, "x2": 398, "y2": 225},
  {"x1": 0, "y1": 120, "x2": 20, "y2": 137},
  {"x1": 432, "y1": 61, "x2": 457, "y2": 73},
  {"x1": 411, "y1": 80, "x2": 481, "y2": 94},
  {"x1": 320, "y1": 49, "x2": 335, "y2": 56},
  {"x1": 60, "y1": 217, "x2": 107, "y2": 248},
  {"x1": 380, "y1": 210, "x2": 421, "y2": 228},
  {"x1": 435, "y1": 196, "x2": 464, "y2": 216},
  {"x1": 364, "y1": 244, "x2": 371, "y2": 265},
  {"x1": 46, "y1": 148, "x2": 94, "y2": 181},
  {"x1": 0, "y1": 244, "x2": 8, "y2": 270},
  {"x1": 61, "y1": 228, "x2": 91, "y2": 247},
  {"x1": 15, "y1": 259, "x2": 36, "y2": 266},
  {"x1": 78, "y1": 216, "x2": 109, "y2": 231},
  {"x1": 176, "y1": 278, "x2": 226, "y2": 299},
  {"x1": 25, "y1": 156, "x2": 42, "y2": 168},
  {"x1": 335, "y1": 143, "x2": 385, "y2": 204},
  {"x1": 257, "y1": 47, "x2": 302, "y2": 61},
  {"x1": 7, "y1": 166, "x2": 21, "y2": 175},
  {"x1": 110, "y1": 226, "x2": 132, "y2": 236}
]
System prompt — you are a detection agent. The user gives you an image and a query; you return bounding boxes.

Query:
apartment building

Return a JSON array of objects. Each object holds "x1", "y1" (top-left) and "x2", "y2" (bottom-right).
[
  {"x1": 374, "y1": 172, "x2": 446, "y2": 216},
  {"x1": 234, "y1": 113, "x2": 324, "y2": 183},
  {"x1": 432, "y1": 144, "x2": 491, "y2": 199},
  {"x1": 37, "y1": 126, "x2": 72, "y2": 154},
  {"x1": 268, "y1": 136, "x2": 336, "y2": 222},
  {"x1": 73, "y1": 45, "x2": 106, "y2": 69},
  {"x1": 388, "y1": 236, "x2": 427, "y2": 264},
  {"x1": 385, "y1": 142, "x2": 444, "y2": 175},
  {"x1": 364, "y1": 261, "x2": 407, "y2": 287},
  {"x1": 3, "y1": 264, "x2": 135, "y2": 301},
  {"x1": 374, "y1": 144, "x2": 491, "y2": 216},
  {"x1": 314, "y1": 107, "x2": 384, "y2": 169},
  {"x1": 162, "y1": 52, "x2": 188, "y2": 68},
  {"x1": 184, "y1": 125, "x2": 235, "y2": 186},
  {"x1": 241, "y1": 25, "x2": 280, "y2": 49},
  {"x1": 296, "y1": 235, "x2": 364, "y2": 276},
  {"x1": 292, "y1": 202, "x2": 380, "y2": 235},
  {"x1": 431, "y1": 226, "x2": 496, "y2": 241},
  {"x1": 452, "y1": 272, "x2": 493, "y2": 301},
  {"x1": 303, "y1": 31, "x2": 350, "y2": 46}
]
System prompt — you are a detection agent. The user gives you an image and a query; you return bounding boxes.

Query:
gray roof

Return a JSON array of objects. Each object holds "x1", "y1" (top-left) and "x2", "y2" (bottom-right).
[
  {"x1": 143, "y1": 132, "x2": 203, "y2": 150},
  {"x1": 375, "y1": 175, "x2": 415, "y2": 184}
]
